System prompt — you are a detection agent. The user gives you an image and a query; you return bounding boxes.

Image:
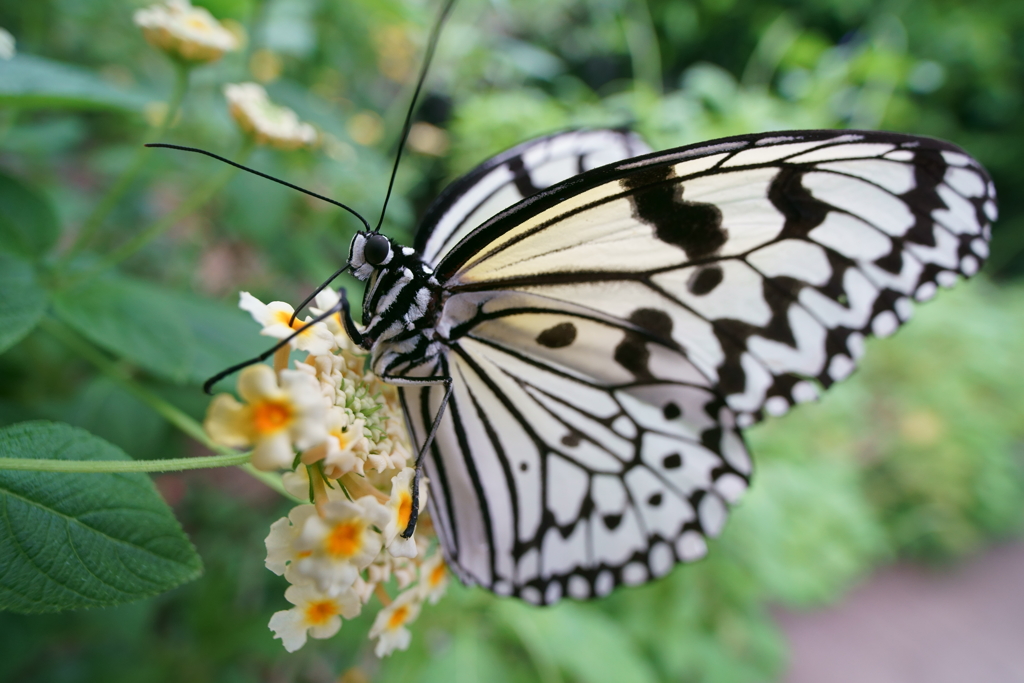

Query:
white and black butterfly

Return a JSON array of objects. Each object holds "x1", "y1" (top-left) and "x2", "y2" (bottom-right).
[{"x1": 326, "y1": 126, "x2": 996, "y2": 605}]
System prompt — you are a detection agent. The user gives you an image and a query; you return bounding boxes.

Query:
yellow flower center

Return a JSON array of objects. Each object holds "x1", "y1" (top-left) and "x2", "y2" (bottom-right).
[
  {"x1": 305, "y1": 599, "x2": 340, "y2": 626},
  {"x1": 429, "y1": 561, "x2": 447, "y2": 588},
  {"x1": 325, "y1": 520, "x2": 364, "y2": 558},
  {"x1": 273, "y1": 309, "x2": 309, "y2": 334},
  {"x1": 396, "y1": 491, "x2": 413, "y2": 530},
  {"x1": 387, "y1": 605, "x2": 410, "y2": 630},
  {"x1": 330, "y1": 428, "x2": 351, "y2": 449},
  {"x1": 252, "y1": 399, "x2": 293, "y2": 435}
]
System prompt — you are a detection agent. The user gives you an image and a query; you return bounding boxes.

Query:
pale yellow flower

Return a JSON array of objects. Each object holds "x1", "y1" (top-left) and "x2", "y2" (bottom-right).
[
  {"x1": 268, "y1": 583, "x2": 361, "y2": 652},
  {"x1": 224, "y1": 82, "x2": 318, "y2": 150},
  {"x1": 204, "y1": 364, "x2": 327, "y2": 471},
  {"x1": 293, "y1": 497, "x2": 389, "y2": 595},
  {"x1": 369, "y1": 588, "x2": 422, "y2": 657},
  {"x1": 134, "y1": 0, "x2": 239, "y2": 63},
  {"x1": 239, "y1": 291, "x2": 336, "y2": 356}
]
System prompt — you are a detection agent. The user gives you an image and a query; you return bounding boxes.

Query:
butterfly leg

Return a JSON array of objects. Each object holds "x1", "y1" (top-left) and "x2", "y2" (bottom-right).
[{"x1": 375, "y1": 372, "x2": 453, "y2": 539}]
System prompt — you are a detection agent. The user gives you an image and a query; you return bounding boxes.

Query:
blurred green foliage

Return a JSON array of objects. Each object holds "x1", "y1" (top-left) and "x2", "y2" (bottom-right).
[{"x1": 0, "y1": 0, "x2": 1022, "y2": 680}]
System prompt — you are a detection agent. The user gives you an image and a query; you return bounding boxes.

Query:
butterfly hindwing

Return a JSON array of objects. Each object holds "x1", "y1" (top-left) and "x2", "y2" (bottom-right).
[
  {"x1": 400, "y1": 309, "x2": 749, "y2": 604},
  {"x1": 395, "y1": 128, "x2": 995, "y2": 603}
]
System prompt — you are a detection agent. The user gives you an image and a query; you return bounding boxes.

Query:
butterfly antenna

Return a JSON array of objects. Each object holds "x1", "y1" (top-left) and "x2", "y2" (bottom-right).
[
  {"x1": 146, "y1": 143, "x2": 372, "y2": 232},
  {"x1": 373, "y1": 0, "x2": 458, "y2": 233},
  {"x1": 288, "y1": 264, "x2": 350, "y2": 326},
  {"x1": 202, "y1": 300, "x2": 343, "y2": 394}
]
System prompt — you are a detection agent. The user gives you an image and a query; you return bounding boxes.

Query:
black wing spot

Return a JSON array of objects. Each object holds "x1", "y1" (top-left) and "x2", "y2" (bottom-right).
[
  {"x1": 602, "y1": 513, "x2": 623, "y2": 530},
  {"x1": 662, "y1": 402, "x2": 681, "y2": 420},
  {"x1": 770, "y1": 166, "x2": 831, "y2": 239},
  {"x1": 613, "y1": 308, "x2": 674, "y2": 380},
  {"x1": 625, "y1": 166, "x2": 727, "y2": 260},
  {"x1": 688, "y1": 265, "x2": 724, "y2": 295},
  {"x1": 647, "y1": 492, "x2": 663, "y2": 507},
  {"x1": 561, "y1": 432, "x2": 581, "y2": 447},
  {"x1": 662, "y1": 453, "x2": 682, "y2": 469},
  {"x1": 630, "y1": 308, "x2": 674, "y2": 338},
  {"x1": 537, "y1": 322, "x2": 577, "y2": 348},
  {"x1": 519, "y1": 462, "x2": 529, "y2": 472}
]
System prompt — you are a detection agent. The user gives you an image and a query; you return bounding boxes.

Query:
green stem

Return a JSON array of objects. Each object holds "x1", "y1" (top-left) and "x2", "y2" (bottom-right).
[
  {"x1": 0, "y1": 452, "x2": 251, "y2": 474},
  {"x1": 36, "y1": 318, "x2": 293, "y2": 498},
  {"x1": 67, "y1": 138, "x2": 254, "y2": 287},
  {"x1": 68, "y1": 63, "x2": 191, "y2": 258}
]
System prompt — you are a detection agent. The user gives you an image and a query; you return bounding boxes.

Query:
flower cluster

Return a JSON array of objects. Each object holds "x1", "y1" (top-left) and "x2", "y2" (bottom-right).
[
  {"x1": 134, "y1": 0, "x2": 239, "y2": 64},
  {"x1": 204, "y1": 290, "x2": 447, "y2": 656}
]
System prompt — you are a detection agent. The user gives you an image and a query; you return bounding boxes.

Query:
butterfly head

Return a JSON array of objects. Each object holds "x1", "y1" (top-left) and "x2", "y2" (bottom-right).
[{"x1": 349, "y1": 231, "x2": 394, "y2": 280}]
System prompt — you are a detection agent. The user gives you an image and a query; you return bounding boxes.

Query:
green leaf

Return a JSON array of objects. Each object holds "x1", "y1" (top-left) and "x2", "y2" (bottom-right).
[
  {"x1": 0, "y1": 421, "x2": 202, "y2": 613},
  {"x1": 64, "y1": 377, "x2": 173, "y2": 460},
  {"x1": 0, "y1": 54, "x2": 149, "y2": 112},
  {"x1": 0, "y1": 252, "x2": 46, "y2": 354},
  {"x1": 495, "y1": 600, "x2": 659, "y2": 683},
  {"x1": 0, "y1": 170, "x2": 60, "y2": 259},
  {"x1": 52, "y1": 276, "x2": 266, "y2": 385}
]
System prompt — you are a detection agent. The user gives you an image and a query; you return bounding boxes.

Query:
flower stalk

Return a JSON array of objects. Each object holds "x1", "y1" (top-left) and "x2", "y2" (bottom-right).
[{"x1": 0, "y1": 451, "x2": 250, "y2": 474}]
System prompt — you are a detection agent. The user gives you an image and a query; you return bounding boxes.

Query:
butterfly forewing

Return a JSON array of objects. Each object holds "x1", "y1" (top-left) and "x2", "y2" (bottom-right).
[
  {"x1": 393, "y1": 128, "x2": 995, "y2": 604},
  {"x1": 439, "y1": 130, "x2": 994, "y2": 423},
  {"x1": 416, "y1": 129, "x2": 651, "y2": 265}
]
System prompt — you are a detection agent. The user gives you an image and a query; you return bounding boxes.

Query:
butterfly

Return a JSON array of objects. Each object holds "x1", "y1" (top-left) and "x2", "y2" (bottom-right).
[{"x1": 331, "y1": 126, "x2": 996, "y2": 605}]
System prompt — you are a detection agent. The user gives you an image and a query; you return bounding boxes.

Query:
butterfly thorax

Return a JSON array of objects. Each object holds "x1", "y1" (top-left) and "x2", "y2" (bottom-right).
[{"x1": 348, "y1": 232, "x2": 445, "y2": 376}]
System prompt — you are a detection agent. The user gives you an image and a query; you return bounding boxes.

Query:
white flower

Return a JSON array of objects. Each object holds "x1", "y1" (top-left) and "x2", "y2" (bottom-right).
[
  {"x1": 204, "y1": 364, "x2": 327, "y2": 471},
  {"x1": 352, "y1": 575, "x2": 376, "y2": 604},
  {"x1": 239, "y1": 291, "x2": 335, "y2": 356},
  {"x1": 418, "y1": 552, "x2": 449, "y2": 604},
  {"x1": 134, "y1": 0, "x2": 239, "y2": 63},
  {"x1": 225, "y1": 82, "x2": 318, "y2": 150},
  {"x1": 265, "y1": 503, "x2": 318, "y2": 577},
  {"x1": 392, "y1": 557, "x2": 418, "y2": 590},
  {"x1": 268, "y1": 583, "x2": 360, "y2": 652},
  {"x1": 0, "y1": 28, "x2": 15, "y2": 60},
  {"x1": 310, "y1": 287, "x2": 357, "y2": 351},
  {"x1": 383, "y1": 468, "x2": 426, "y2": 558},
  {"x1": 321, "y1": 409, "x2": 368, "y2": 479},
  {"x1": 281, "y1": 464, "x2": 350, "y2": 502},
  {"x1": 292, "y1": 497, "x2": 390, "y2": 595},
  {"x1": 369, "y1": 588, "x2": 422, "y2": 657}
]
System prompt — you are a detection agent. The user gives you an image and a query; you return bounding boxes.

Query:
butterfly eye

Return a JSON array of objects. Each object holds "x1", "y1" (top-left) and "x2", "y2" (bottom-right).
[{"x1": 364, "y1": 233, "x2": 392, "y2": 266}]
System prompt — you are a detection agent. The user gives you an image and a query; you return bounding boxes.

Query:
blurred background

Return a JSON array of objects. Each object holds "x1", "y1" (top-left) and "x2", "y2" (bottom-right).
[{"x1": 1, "y1": 0, "x2": 1023, "y2": 681}]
